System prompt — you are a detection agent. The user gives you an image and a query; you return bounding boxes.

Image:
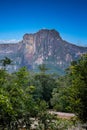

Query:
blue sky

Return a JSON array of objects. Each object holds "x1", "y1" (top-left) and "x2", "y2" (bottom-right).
[{"x1": 0, "y1": 0, "x2": 87, "y2": 46}]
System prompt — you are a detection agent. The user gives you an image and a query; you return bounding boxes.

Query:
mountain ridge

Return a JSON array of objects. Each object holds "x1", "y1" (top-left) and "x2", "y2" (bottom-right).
[{"x1": 0, "y1": 29, "x2": 87, "y2": 74}]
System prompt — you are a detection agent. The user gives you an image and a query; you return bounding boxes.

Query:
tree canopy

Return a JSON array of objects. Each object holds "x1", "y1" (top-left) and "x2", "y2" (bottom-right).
[
  {"x1": 67, "y1": 54, "x2": 87, "y2": 123},
  {"x1": 0, "y1": 55, "x2": 87, "y2": 129}
]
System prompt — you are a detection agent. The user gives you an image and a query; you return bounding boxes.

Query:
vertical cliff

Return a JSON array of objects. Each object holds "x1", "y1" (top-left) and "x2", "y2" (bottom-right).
[{"x1": 0, "y1": 29, "x2": 87, "y2": 74}]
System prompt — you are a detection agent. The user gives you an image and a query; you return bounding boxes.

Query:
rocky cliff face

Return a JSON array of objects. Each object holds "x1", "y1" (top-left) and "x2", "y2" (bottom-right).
[{"x1": 0, "y1": 29, "x2": 87, "y2": 74}]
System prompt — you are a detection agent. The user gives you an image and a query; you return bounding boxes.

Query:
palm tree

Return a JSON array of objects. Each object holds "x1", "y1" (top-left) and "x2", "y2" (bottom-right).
[
  {"x1": 0, "y1": 57, "x2": 13, "y2": 69},
  {"x1": 38, "y1": 64, "x2": 49, "y2": 73}
]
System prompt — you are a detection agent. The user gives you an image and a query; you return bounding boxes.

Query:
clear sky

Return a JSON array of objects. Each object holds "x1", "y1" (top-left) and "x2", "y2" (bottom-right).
[{"x1": 0, "y1": 0, "x2": 87, "y2": 46}]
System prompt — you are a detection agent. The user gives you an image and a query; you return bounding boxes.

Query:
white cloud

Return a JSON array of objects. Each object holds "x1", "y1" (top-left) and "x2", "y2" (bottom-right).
[{"x1": 0, "y1": 39, "x2": 20, "y2": 44}]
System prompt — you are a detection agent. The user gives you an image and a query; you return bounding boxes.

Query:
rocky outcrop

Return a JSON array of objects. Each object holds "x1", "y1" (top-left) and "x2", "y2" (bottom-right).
[{"x1": 0, "y1": 29, "x2": 87, "y2": 74}]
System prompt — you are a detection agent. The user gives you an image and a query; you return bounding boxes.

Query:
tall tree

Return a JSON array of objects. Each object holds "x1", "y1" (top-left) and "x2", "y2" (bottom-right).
[
  {"x1": 67, "y1": 54, "x2": 87, "y2": 123},
  {"x1": 38, "y1": 64, "x2": 49, "y2": 73},
  {"x1": 0, "y1": 57, "x2": 13, "y2": 69}
]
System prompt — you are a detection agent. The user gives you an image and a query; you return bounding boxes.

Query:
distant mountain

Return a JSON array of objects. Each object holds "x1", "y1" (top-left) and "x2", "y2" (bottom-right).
[{"x1": 0, "y1": 29, "x2": 87, "y2": 74}]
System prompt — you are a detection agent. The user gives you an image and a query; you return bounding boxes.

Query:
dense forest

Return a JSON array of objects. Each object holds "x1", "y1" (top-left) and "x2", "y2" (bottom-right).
[{"x1": 0, "y1": 54, "x2": 87, "y2": 130}]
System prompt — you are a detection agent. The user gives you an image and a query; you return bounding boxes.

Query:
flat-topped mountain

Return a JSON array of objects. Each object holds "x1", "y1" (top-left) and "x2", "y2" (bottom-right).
[{"x1": 0, "y1": 29, "x2": 87, "y2": 74}]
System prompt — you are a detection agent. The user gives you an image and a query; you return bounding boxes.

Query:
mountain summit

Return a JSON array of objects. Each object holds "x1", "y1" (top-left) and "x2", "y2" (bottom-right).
[{"x1": 0, "y1": 29, "x2": 87, "y2": 74}]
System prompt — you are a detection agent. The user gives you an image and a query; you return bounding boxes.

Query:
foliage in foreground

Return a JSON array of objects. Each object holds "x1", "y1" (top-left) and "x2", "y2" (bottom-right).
[
  {"x1": 51, "y1": 54, "x2": 87, "y2": 123},
  {"x1": 0, "y1": 66, "x2": 76, "y2": 130},
  {"x1": 0, "y1": 54, "x2": 87, "y2": 129},
  {"x1": 67, "y1": 54, "x2": 87, "y2": 123}
]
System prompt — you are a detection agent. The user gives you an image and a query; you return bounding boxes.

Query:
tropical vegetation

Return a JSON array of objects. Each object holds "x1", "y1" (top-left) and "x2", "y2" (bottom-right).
[{"x1": 0, "y1": 54, "x2": 87, "y2": 129}]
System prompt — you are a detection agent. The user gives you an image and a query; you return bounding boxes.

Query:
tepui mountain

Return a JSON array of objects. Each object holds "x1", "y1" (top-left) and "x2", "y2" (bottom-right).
[{"x1": 0, "y1": 29, "x2": 87, "y2": 74}]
